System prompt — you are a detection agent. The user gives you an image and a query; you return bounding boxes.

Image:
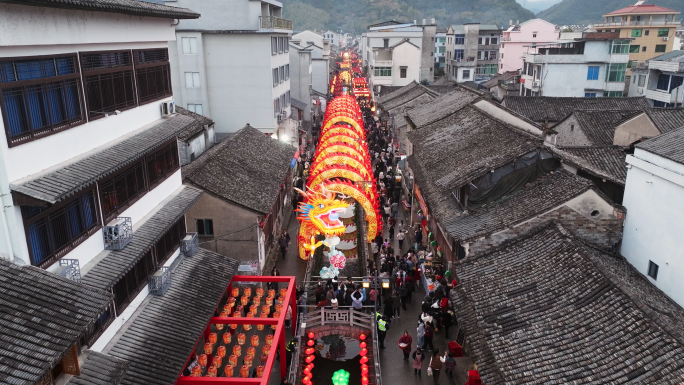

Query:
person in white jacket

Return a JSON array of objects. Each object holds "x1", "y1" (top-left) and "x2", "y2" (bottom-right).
[
  {"x1": 416, "y1": 321, "x2": 425, "y2": 348},
  {"x1": 421, "y1": 311, "x2": 433, "y2": 325}
]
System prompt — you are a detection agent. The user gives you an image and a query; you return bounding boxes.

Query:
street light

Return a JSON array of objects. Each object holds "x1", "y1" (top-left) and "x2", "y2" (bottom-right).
[
  {"x1": 362, "y1": 277, "x2": 371, "y2": 288},
  {"x1": 381, "y1": 278, "x2": 390, "y2": 289}
]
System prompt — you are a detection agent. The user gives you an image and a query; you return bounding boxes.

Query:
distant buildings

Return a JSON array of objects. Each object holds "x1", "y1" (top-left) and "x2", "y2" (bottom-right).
[
  {"x1": 628, "y1": 50, "x2": 684, "y2": 107},
  {"x1": 520, "y1": 32, "x2": 631, "y2": 97},
  {"x1": 360, "y1": 20, "x2": 436, "y2": 88},
  {"x1": 167, "y1": 0, "x2": 293, "y2": 136},
  {"x1": 594, "y1": 4, "x2": 681, "y2": 72},
  {"x1": 499, "y1": 19, "x2": 557, "y2": 74},
  {"x1": 445, "y1": 23, "x2": 503, "y2": 83},
  {"x1": 435, "y1": 28, "x2": 447, "y2": 71},
  {"x1": 292, "y1": 30, "x2": 332, "y2": 97}
]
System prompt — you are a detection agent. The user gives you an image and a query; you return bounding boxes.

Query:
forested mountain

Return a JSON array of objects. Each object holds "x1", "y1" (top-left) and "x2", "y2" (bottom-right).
[
  {"x1": 538, "y1": 0, "x2": 684, "y2": 26},
  {"x1": 516, "y1": 0, "x2": 563, "y2": 14},
  {"x1": 282, "y1": 0, "x2": 535, "y2": 34}
]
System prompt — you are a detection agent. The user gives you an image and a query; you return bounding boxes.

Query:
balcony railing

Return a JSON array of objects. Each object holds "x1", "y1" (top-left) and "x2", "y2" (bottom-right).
[
  {"x1": 259, "y1": 16, "x2": 293, "y2": 30},
  {"x1": 374, "y1": 60, "x2": 393, "y2": 67},
  {"x1": 594, "y1": 20, "x2": 680, "y2": 28}
]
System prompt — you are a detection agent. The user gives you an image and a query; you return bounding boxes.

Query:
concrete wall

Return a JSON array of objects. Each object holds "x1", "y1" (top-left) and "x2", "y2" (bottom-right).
[
  {"x1": 551, "y1": 114, "x2": 594, "y2": 147},
  {"x1": 614, "y1": 113, "x2": 660, "y2": 146},
  {"x1": 420, "y1": 25, "x2": 436, "y2": 83},
  {"x1": 499, "y1": 19, "x2": 558, "y2": 73},
  {"x1": 467, "y1": 190, "x2": 624, "y2": 256},
  {"x1": 390, "y1": 43, "x2": 422, "y2": 86},
  {"x1": 169, "y1": 31, "x2": 211, "y2": 118},
  {"x1": 538, "y1": 63, "x2": 607, "y2": 97},
  {"x1": 622, "y1": 150, "x2": 684, "y2": 308},
  {"x1": 169, "y1": 0, "x2": 265, "y2": 31},
  {"x1": 290, "y1": 48, "x2": 312, "y2": 103},
  {"x1": 312, "y1": 59, "x2": 329, "y2": 95}
]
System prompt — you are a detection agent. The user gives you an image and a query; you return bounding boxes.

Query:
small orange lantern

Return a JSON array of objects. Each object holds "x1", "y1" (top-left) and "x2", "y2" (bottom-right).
[
  {"x1": 262, "y1": 304, "x2": 270, "y2": 314},
  {"x1": 198, "y1": 354, "x2": 208, "y2": 367},
  {"x1": 223, "y1": 303, "x2": 232, "y2": 312},
  {"x1": 228, "y1": 355, "x2": 238, "y2": 367},
  {"x1": 233, "y1": 344, "x2": 242, "y2": 357},
  {"x1": 268, "y1": 289, "x2": 275, "y2": 298},
  {"x1": 212, "y1": 355, "x2": 222, "y2": 368},
  {"x1": 223, "y1": 332, "x2": 232, "y2": 345},
  {"x1": 308, "y1": 332, "x2": 315, "y2": 339},
  {"x1": 277, "y1": 296, "x2": 285, "y2": 305},
  {"x1": 253, "y1": 296, "x2": 261, "y2": 306},
  {"x1": 280, "y1": 287, "x2": 287, "y2": 298},
  {"x1": 262, "y1": 344, "x2": 271, "y2": 355},
  {"x1": 271, "y1": 311, "x2": 280, "y2": 330},
  {"x1": 265, "y1": 334, "x2": 274, "y2": 346},
  {"x1": 227, "y1": 297, "x2": 236, "y2": 308},
  {"x1": 307, "y1": 339, "x2": 315, "y2": 347},
  {"x1": 208, "y1": 333, "x2": 217, "y2": 344},
  {"x1": 224, "y1": 364, "x2": 235, "y2": 377},
  {"x1": 230, "y1": 313, "x2": 240, "y2": 330},
  {"x1": 244, "y1": 287, "x2": 252, "y2": 297},
  {"x1": 236, "y1": 305, "x2": 244, "y2": 315},
  {"x1": 243, "y1": 323, "x2": 252, "y2": 331},
  {"x1": 359, "y1": 342, "x2": 367, "y2": 349},
  {"x1": 237, "y1": 333, "x2": 246, "y2": 345},
  {"x1": 250, "y1": 305, "x2": 258, "y2": 314},
  {"x1": 206, "y1": 366, "x2": 217, "y2": 377},
  {"x1": 241, "y1": 296, "x2": 249, "y2": 306},
  {"x1": 256, "y1": 365, "x2": 265, "y2": 378},
  {"x1": 256, "y1": 287, "x2": 264, "y2": 297},
  {"x1": 232, "y1": 287, "x2": 240, "y2": 297},
  {"x1": 204, "y1": 343, "x2": 213, "y2": 355},
  {"x1": 240, "y1": 365, "x2": 250, "y2": 378},
  {"x1": 265, "y1": 297, "x2": 273, "y2": 307},
  {"x1": 191, "y1": 366, "x2": 202, "y2": 377},
  {"x1": 244, "y1": 354, "x2": 253, "y2": 367},
  {"x1": 257, "y1": 323, "x2": 265, "y2": 331},
  {"x1": 260, "y1": 354, "x2": 268, "y2": 364},
  {"x1": 251, "y1": 335, "x2": 260, "y2": 347},
  {"x1": 246, "y1": 346, "x2": 256, "y2": 357},
  {"x1": 275, "y1": 303, "x2": 283, "y2": 313},
  {"x1": 217, "y1": 346, "x2": 226, "y2": 358}
]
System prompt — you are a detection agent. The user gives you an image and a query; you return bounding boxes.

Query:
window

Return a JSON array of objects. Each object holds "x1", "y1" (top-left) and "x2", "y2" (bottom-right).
[
  {"x1": 606, "y1": 91, "x2": 623, "y2": 97},
  {"x1": 629, "y1": 45, "x2": 640, "y2": 53},
  {"x1": 23, "y1": 188, "x2": 99, "y2": 268},
  {"x1": 285, "y1": 37, "x2": 289, "y2": 52},
  {"x1": 533, "y1": 32, "x2": 537, "y2": 38},
  {"x1": 383, "y1": 39, "x2": 389, "y2": 48},
  {"x1": 99, "y1": 159, "x2": 146, "y2": 222},
  {"x1": 644, "y1": 30, "x2": 649, "y2": 36},
  {"x1": 187, "y1": 104, "x2": 203, "y2": 115},
  {"x1": 534, "y1": 65, "x2": 542, "y2": 80},
  {"x1": 279, "y1": 66, "x2": 284, "y2": 84},
  {"x1": 196, "y1": 219, "x2": 214, "y2": 236},
  {"x1": 273, "y1": 68, "x2": 279, "y2": 87},
  {"x1": 490, "y1": 37, "x2": 498, "y2": 45},
  {"x1": 655, "y1": 45, "x2": 667, "y2": 53},
  {"x1": 438, "y1": 46, "x2": 446, "y2": 54},
  {"x1": 154, "y1": 218, "x2": 185, "y2": 266},
  {"x1": 658, "y1": 28, "x2": 669, "y2": 37},
  {"x1": 606, "y1": 63, "x2": 627, "y2": 82},
  {"x1": 462, "y1": 70, "x2": 471, "y2": 79},
  {"x1": 587, "y1": 66, "x2": 599, "y2": 80},
  {"x1": 454, "y1": 35, "x2": 465, "y2": 45},
  {"x1": 638, "y1": 74, "x2": 646, "y2": 87},
  {"x1": 113, "y1": 249, "x2": 155, "y2": 314},
  {"x1": 438, "y1": 37, "x2": 446, "y2": 43},
  {"x1": 631, "y1": 29, "x2": 642, "y2": 37},
  {"x1": 611, "y1": 40, "x2": 630, "y2": 54},
  {"x1": 455, "y1": 49, "x2": 464, "y2": 60},
  {"x1": 286, "y1": 90, "x2": 290, "y2": 106},
  {"x1": 374, "y1": 67, "x2": 391, "y2": 77},
  {"x1": 400, "y1": 67, "x2": 407, "y2": 78},
  {"x1": 81, "y1": 51, "x2": 136, "y2": 120},
  {"x1": 271, "y1": 37, "x2": 278, "y2": 55},
  {"x1": 285, "y1": 64, "x2": 290, "y2": 80},
  {"x1": 134, "y1": 49, "x2": 172, "y2": 104},
  {"x1": 274, "y1": 98, "x2": 280, "y2": 117},
  {"x1": 642, "y1": 46, "x2": 647, "y2": 52},
  {"x1": 647, "y1": 261, "x2": 659, "y2": 280},
  {"x1": 146, "y1": 140, "x2": 180, "y2": 188},
  {"x1": 184, "y1": 72, "x2": 200, "y2": 88},
  {"x1": 181, "y1": 37, "x2": 198, "y2": 54},
  {"x1": 0, "y1": 54, "x2": 85, "y2": 146},
  {"x1": 584, "y1": 93, "x2": 597, "y2": 97}
]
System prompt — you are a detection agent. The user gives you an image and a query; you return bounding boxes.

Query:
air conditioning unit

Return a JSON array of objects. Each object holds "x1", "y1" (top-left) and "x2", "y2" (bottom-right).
[
  {"x1": 663, "y1": 37, "x2": 669, "y2": 41},
  {"x1": 277, "y1": 113, "x2": 284, "y2": 123},
  {"x1": 103, "y1": 217, "x2": 133, "y2": 250},
  {"x1": 532, "y1": 81, "x2": 541, "y2": 87},
  {"x1": 637, "y1": 87, "x2": 644, "y2": 94},
  {"x1": 161, "y1": 101, "x2": 175, "y2": 116},
  {"x1": 181, "y1": 232, "x2": 199, "y2": 256}
]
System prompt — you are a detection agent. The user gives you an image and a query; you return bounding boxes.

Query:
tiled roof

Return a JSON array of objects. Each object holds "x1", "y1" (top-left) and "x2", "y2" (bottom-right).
[
  {"x1": 407, "y1": 105, "x2": 541, "y2": 221},
  {"x1": 573, "y1": 109, "x2": 643, "y2": 145},
  {"x1": 1, "y1": 0, "x2": 200, "y2": 19},
  {"x1": 10, "y1": 114, "x2": 199, "y2": 204},
  {"x1": 81, "y1": 185, "x2": 203, "y2": 291},
  {"x1": 450, "y1": 223, "x2": 684, "y2": 384},
  {"x1": 502, "y1": 96, "x2": 650, "y2": 122},
  {"x1": 606, "y1": 4, "x2": 679, "y2": 15},
  {"x1": 106, "y1": 249, "x2": 239, "y2": 385},
  {"x1": 377, "y1": 85, "x2": 404, "y2": 97},
  {"x1": 291, "y1": 98, "x2": 308, "y2": 111},
  {"x1": 649, "y1": 50, "x2": 684, "y2": 62},
  {"x1": 377, "y1": 81, "x2": 420, "y2": 105},
  {"x1": 0, "y1": 259, "x2": 113, "y2": 385},
  {"x1": 636, "y1": 125, "x2": 684, "y2": 164},
  {"x1": 443, "y1": 170, "x2": 594, "y2": 241},
  {"x1": 66, "y1": 350, "x2": 129, "y2": 385},
  {"x1": 175, "y1": 107, "x2": 214, "y2": 142},
  {"x1": 183, "y1": 125, "x2": 296, "y2": 214},
  {"x1": 481, "y1": 72, "x2": 518, "y2": 89},
  {"x1": 547, "y1": 145, "x2": 628, "y2": 185},
  {"x1": 426, "y1": 83, "x2": 458, "y2": 95},
  {"x1": 431, "y1": 77, "x2": 455, "y2": 86},
  {"x1": 382, "y1": 84, "x2": 438, "y2": 112},
  {"x1": 405, "y1": 88, "x2": 481, "y2": 128},
  {"x1": 644, "y1": 107, "x2": 684, "y2": 133}
]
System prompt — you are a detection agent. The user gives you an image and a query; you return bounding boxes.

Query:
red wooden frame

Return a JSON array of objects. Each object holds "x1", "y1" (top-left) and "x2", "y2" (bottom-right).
[{"x1": 176, "y1": 276, "x2": 297, "y2": 385}]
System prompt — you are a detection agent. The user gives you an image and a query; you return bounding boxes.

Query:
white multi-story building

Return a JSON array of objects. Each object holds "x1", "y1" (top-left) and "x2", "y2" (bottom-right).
[
  {"x1": 292, "y1": 30, "x2": 331, "y2": 97},
  {"x1": 435, "y1": 28, "x2": 447, "y2": 70},
  {"x1": 166, "y1": 0, "x2": 292, "y2": 135},
  {"x1": 289, "y1": 40, "x2": 313, "y2": 122},
  {"x1": 445, "y1": 23, "x2": 502, "y2": 83},
  {"x1": 0, "y1": 0, "x2": 217, "y2": 365},
  {"x1": 361, "y1": 20, "x2": 436, "y2": 88},
  {"x1": 622, "y1": 126, "x2": 684, "y2": 308},
  {"x1": 520, "y1": 32, "x2": 631, "y2": 97},
  {"x1": 628, "y1": 50, "x2": 684, "y2": 107}
]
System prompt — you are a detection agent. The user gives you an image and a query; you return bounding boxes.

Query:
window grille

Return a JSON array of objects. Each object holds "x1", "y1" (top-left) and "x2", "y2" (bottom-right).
[
  {"x1": 146, "y1": 141, "x2": 179, "y2": 188},
  {"x1": 136, "y1": 64, "x2": 171, "y2": 103},
  {"x1": 81, "y1": 51, "x2": 132, "y2": 71},
  {"x1": 99, "y1": 160, "x2": 147, "y2": 222},
  {"x1": 154, "y1": 218, "x2": 185, "y2": 266},
  {"x1": 113, "y1": 249, "x2": 155, "y2": 314},
  {"x1": 84, "y1": 69, "x2": 136, "y2": 119},
  {"x1": 0, "y1": 55, "x2": 84, "y2": 146},
  {"x1": 133, "y1": 49, "x2": 169, "y2": 64}
]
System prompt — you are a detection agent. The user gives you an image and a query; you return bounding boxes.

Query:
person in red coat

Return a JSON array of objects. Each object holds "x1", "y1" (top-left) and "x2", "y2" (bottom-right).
[{"x1": 398, "y1": 330, "x2": 413, "y2": 360}]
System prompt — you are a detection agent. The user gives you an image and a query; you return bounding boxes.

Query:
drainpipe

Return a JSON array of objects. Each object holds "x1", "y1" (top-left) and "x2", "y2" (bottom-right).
[{"x1": 0, "y1": 194, "x2": 15, "y2": 262}]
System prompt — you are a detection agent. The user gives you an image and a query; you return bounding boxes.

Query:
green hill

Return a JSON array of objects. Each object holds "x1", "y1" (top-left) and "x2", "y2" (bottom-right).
[
  {"x1": 538, "y1": 0, "x2": 684, "y2": 26},
  {"x1": 282, "y1": 0, "x2": 535, "y2": 35}
]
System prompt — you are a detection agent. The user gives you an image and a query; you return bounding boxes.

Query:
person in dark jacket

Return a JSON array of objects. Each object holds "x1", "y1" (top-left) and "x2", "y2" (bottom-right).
[
  {"x1": 383, "y1": 295, "x2": 394, "y2": 319},
  {"x1": 443, "y1": 310, "x2": 453, "y2": 338},
  {"x1": 423, "y1": 322, "x2": 435, "y2": 352},
  {"x1": 399, "y1": 284, "x2": 409, "y2": 310},
  {"x1": 406, "y1": 278, "x2": 415, "y2": 303},
  {"x1": 336, "y1": 289, "x2": 346, "y2": 306}
]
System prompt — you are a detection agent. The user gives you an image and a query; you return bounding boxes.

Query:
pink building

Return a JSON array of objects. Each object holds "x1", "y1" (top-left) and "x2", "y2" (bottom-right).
[{"x1": 499, "y1": 19, "x2": 558, "y2": 74}]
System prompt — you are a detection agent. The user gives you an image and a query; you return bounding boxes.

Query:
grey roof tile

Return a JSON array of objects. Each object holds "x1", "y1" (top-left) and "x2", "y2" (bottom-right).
[
  {"x1": 502, "y1": 96, "x2": 650, "y2": 122},
  {"x1": 107, "y1": 249, "x2": 239, "y2": 385},
  {"x1": 546, "y1": 145, "x2": 628, "y2": 185},
  {"x1": 1, "y1": 0, "x2": 200, "y2": 19},
  {"x1": 644, "y1": 107, "x2": 684, "y2": 134},
  {"x1": 377, "y1": 81, "x2": 420, "y2": 105},
  {"x1": 381, "y1": 84, "x2": 439, "y2": 112},
  {"x1": 0, "y1": 260, "x2": 113, "y2": 385},
  {"x1": 183, "y1": 125, "x2": 296, "y2": 214},
  {"x1": 66, "y1": 350, "x2": 129, "y2": 385},
  {"x1": 450, "y1": 223, "x2": 684, "y2": 384},
  {"x1": 405, "y1": 88, "x2": 481, "y2": 128},
  {"x1": 81, "y1": 185, "x2": 203, "y2": 291},
  {"x1": 572, "y1": 109, "x2": 643, "y2": 146},
  {"x1": 175, "y1": 106, "x2": 215, "y2": 142},
  {"x1": 10, "y1": 114, "x2": 200, "y2": 204},
  {"x1": 636, "y1": 125, "x2": 684, "y2": 164}
]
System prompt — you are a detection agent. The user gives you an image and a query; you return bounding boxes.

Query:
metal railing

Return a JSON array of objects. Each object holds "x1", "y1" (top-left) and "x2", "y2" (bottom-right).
[
  {"x1": 594, "y1": 20, "x2": 680, "y2": 28},
  {"x1": 259, "y1": 16, "x2": 293, "y2": 30}
]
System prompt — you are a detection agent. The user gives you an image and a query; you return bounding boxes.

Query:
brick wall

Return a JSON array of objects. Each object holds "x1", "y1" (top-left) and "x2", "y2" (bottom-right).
[{"x1": 469, "y1": 205, "x2": 623, "y2": 256}]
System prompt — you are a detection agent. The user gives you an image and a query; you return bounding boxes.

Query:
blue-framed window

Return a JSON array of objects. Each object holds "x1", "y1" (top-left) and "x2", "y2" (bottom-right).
[
  {"x1": 23, "y1": 188, "x2": 100, "y2": 268},
  {"x1": 455, "y1": 50, "x2": 465, "y2": 60},
  {"x1": 0, "y1": 55, "x2": 84, "y2": 147},
  {"x1": 454, "y1": 35, "x2": 465, "y2": 45},
  {"x1": 585, "y1": 93, "x2": 597, "y2": 97},
  {"x1": 587, "y1": 66, "x2": 600, "y2": 80}
]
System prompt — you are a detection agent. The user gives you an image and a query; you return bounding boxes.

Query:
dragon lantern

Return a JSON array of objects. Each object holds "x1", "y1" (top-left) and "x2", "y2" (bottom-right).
[{"x1": 295, "y1": 184, "x2": 349, "y2": 261}]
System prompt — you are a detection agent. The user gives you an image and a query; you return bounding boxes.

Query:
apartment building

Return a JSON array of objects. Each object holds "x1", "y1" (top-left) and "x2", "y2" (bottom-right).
[
  {"x1": 520, "y1": 32, "x2": 631, "y2": 97},
  {"x1": 0, "y1": 0, "x2": 232, "y2": 380},
  {"x1": 292, "y1": 30, "x2": 331, "y2": 98},
  {"x1": 361, "y1": 20, "x2": 436, "y2": 88},
  {"x1": 445, "y1": 23, "x2": 503, "y2": 83},
  {"x1": 289, "y1": 41, "x2": 313, "y2": 121},
  {"x1": 629, "y1": 50, "x2": 684, "y2": 107},
  {"x1": 594, "y1": 4, "x2": 681, "y2": 73},
  {"x1": 500, "y1": 19, "x2": 557, "y2": 73},
  {"x1": 435, "y1": 28, "x2": 447, "y2": 70},
  {"x1": 166, "y1": 0, "x2": 292, "y2": 135}
]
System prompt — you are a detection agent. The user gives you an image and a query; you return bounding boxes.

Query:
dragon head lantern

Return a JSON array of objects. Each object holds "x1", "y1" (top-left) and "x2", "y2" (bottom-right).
[{"x1": 295, "y1": 184, "x2": 350, "y2": 260}]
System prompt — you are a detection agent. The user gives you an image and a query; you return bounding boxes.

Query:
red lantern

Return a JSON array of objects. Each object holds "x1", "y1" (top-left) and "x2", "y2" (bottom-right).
[
  {"x1": 227, "y1": 297, "x2": 236, "y2": 308},
  {"x1": 204, "y1": 343, "x2": 213, "y2": 355},
  {"x1": 224, "y1": 364, "x2": 235, "y2": 377},
  {"x1": 256, "y1": 287, "x2": 264, "y2": 297},
  {"x1": 237, "y1": 333, "x2": 246, "y2": 345},
  {"x1": 233, "y1": 344, "x2": 242, "y2": 357},
  {"x1": 251, "y1": 335, "x2": 260, "y2": 347},
  {"x1": 303, "y1": 367, "x2": 311, "y2": 375},
  {"x1": 307, "y1": 339, "x2": 315, "y2": 347},
  {"x1": 305, "y1": 355, "x2": 315, "y2": 363},
  {"x1": 212, "y1": 355, "x2": 222, "y2": 368},
  {"x1": 260, "y1": 354, "x2": 268, "y2": 365},
  {"x1": 228, "y1": 354, "x2": 238, "y2": 367},
  {"x1": 362, "y1": 376, "x2": 369, "y2": 385},
  {"x1": 244, "y1": 354, "x2": 253, "y2": 367},
  {"x1": 240, "y1": 365, "x2": 250, "y2": 378},
  {"x1": 232, "y1": 287, "x2": 240, "y2": 298},
  {"x1": 256, "y1": 365, "x2": 265, "y2": 378},
  {"x1": 359, "y1": 334, "x2": 366, "y2": 340},
  {"x1": 253, "y1": 296, "x2": 261, "y2": 306},
  {"x1": 217, "y1": 346, "x2": 226, "y2": 358},
  {"x1": 244, "y1": 287, "x2": 252, "y2": 297},
  {"x1": 308, "y1": 332, "x2": 315, "y2": 339},
  {"x1": 241, "y1": 295, "x2": 250, "y2": 306},
  {"x1": 305, "y1": 348, "x2": 315, "y2": 355},
  {"x1": 361, "y1": 364, "x2": 369, "y2": 375},
  {"x1": 246, "y1": 347, "x2": 256, "y2": 358},
  {"x1": 280, "y1": 287, "x2": 288, "y2": 298},
  {"x1": 360, "y1": 356, "x2": 369, "y2": 364},
  {"x1": 268, "y1": 289, "x2": 275, "y2": 298},
  {"x1": 198, "y1": 354, "x2": 207, "y2": 367},
  {"x1": 191, "y1": 365, "x2": 202, "y2": 377},
  {"x1": 359, "y1": 342, "x2": 367, "y2": 349},
  {"x1": 206, "y1": 366, "x2": 217, "y2": 377},
  {"x1": 223, "y1": 332, "x2": 231, "y2": 345},
  {"x1": 262, "y1": 344, "x2": 271, "y2": 355},
  {"x1": 208, "y1": 333, "x2": 217, "y2": 344},
  {"x1": 360, "y1": 348, "x2": 368, "y2": 356},
  {"x1": 265, "y1": 334, "x2": 274, "y2": 346}
]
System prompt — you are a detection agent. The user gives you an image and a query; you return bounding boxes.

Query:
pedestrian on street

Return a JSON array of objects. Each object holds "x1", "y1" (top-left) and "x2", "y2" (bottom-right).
[
  {"x1": 383, "y1": 296, "x2": 393, "y2": 319},
  {"x1": 429, "y1": 349, "x2": 443, "y2": 384},
  {"x1": 412, "y1": 348, "x2": 426, "y2": 377},
  {"x1": 416, "y1": 321, "x2": 425, "y2": 348},
  {"x1": 443, "y1": 310, "x2": 453, "y2": 338},
  {"x1": 396, "y1": 229, "x2": 406, "y2": 250},
  {"x1": 391, "y1": 290, "x2": 401, "y2": 318},
  {"x1": 278, "y1": 234, "x2": 288, "y2": 260},
  {"x1": 377, "y1": 316, "x2": 389, "y2": 349},
  {"x1": 391, "y1": 201, "x2": 398, "y2": 219},
  {"x1": 398, "y1": 331, "x2": 413, "y2": 360},
  {"x1": 399, "y1": 283, "x2": 409, "y2": 310},
  {"x1": 351, "y1": 288, "x2": 363, "y2": 311},
  {"x1": 415, "y1": 229, "x2": 423, "y2": 246},
  {"x1": 444, "y1": 352, "x2": 457, "y2": 378},
  {"x1": 424, "y1": 321, "x2": 435, "y2": 351},
  {"x1": 389, "y1": 224, "x2": 395, "y2": 240},
  {"x1": 285, "y1": 304, "x2": 292, "y2": 328}
]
